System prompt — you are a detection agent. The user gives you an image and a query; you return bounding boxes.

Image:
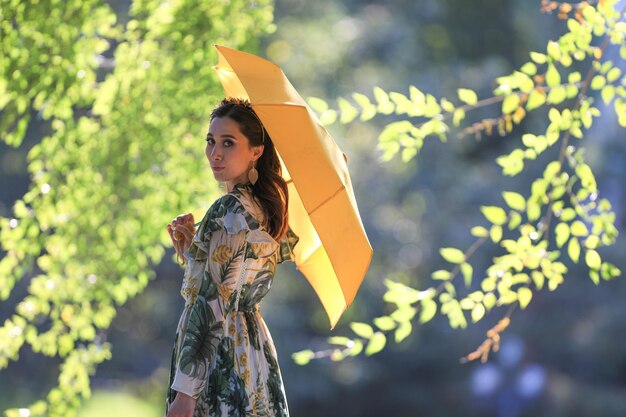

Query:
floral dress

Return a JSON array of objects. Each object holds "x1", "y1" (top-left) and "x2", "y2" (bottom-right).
[{"x1": 166, "y1": 183, "x2": 299, "y2": 417}]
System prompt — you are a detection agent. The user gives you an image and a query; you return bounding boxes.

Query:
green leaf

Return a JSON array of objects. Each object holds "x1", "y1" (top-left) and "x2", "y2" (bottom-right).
[
  {"x1": 576, "y1": 163, "x2": 597, "y2": 192},
  {"x1": 502, "y1": 94, "x2": 520, "y2": 114},
  {"x1": 440, "y1": 247, "x2": 465, "y2": 264},
  {"x1": 420, "y1": 298, "x2": 437, "y2": 323},
  {"x1": 508, "y1": 212, "x2": 522, "y2": 230},
  {"x1": 432, "y1": 269, "x2": 451, "y2": 280},
  {"x1": 547, "y1": 86, "x2": 567, "y2": 104},
  {"x1": 328, "y1": 336, "x2": 352, "y2": 346},
  {"x1": 481, "y1": 206, "x2": 507, "y2": 225},
  {"x1": 490, "y1": 225, "x2": 503, "y2": 243},
  {"x1": 365, "y1": 332, "x2": 387, "y2": 355},
  {"x1": 440, "y1": 98, "x2": 455, "y2": 112},
  {"x1": 373, "y1": 316, "x2": 397, "y2": 331},
  {"x1": 607, "y1": 67, "x2": 621, "y2": 83},
  {"x1": 347, "y1": 339, "x2": 363, "y2": 356},
  {"x1": 460, "y1": 298, "x2": 475, "y2": 310},
  {"x1": 584, "y1": 235, "x2": 600, "y2": 249},
  {"x1": 546, "y1": 64, "x2": 561, "y2": 87},
  {"x1": 374, "y1": 86, "x2": 395, "y2": 115},
  {"x1": 585, "y1": 249, "x2": 601, "y2": 270},
  {"x1": 570, "y1": 221, "x2": 589, "y2": 237},
  {"x1": 502, "y1": 191, "x2": 526, "y2": 211},
  {"x1": 350, "y1": 322, "x2": 374, "y2": 339},
  {"x1": 517, "y1": 287, "x2": 533, "y2": 309},
  {"x1": 390, "y1": 306, "x2": 417, "y2": 322},
  {"x1": 471, "y1": 303, "x2": 486, "y2": 323},
  {"x1": 461, "y1": 262, "x2": 473, "y2": 288},
  {"x1": 353, "y1": 93, "x2": 378, "y2": 121},
  {"x1": 471, "y1": 226, "x2": 489, "y2": 237},
  {"x1": 458, "y1": 88, "x2": 478, "y2": 105},
  {"x1": 292, "y1": 349, "x2": 315, "y2": 365},
  {"x1": 601, "y1": 262, "x2": 622, "y2": 281},
  {"x1": 394, "y1": 321, "x2": 412, "y2": 343},
  {"x1": 526, "y1": 89, "x2": 546, "y2": 111},
  {"x1": 602, "y1": 85, "x2": 615, "y2": 104},
  {"x1": 555, "y1": 222, "x2": 570, "y2": 248},
  {"x1": 483, "y1": 293, "x2": 497, "y2": 310},
  {"x1": 568, "y1": 237, "x2": 581, "y2": 263},
  {"x1": 560, "y1": 208, "x2": 576, "y2": 221},
  {"x1": 307, "y1": 97, "x2": 329, "y2": 113},
  {"x1": 590, "y1": 75, "x2": 606, "y2": 90},
  {"x1": 338, "y1": 97, "x2": 359, "y2": 124},
  {"x1": 521, "y1": 62, "x2": 537, "y2": 76},
  {"x1": 531, "y1": 271, "x2": 545, "y2": 290},
  {"x1": 530, "y1": 52, "x2": 547, "y2": 64},
  {"x1": 453, "y1": 108, "x2": 466, "y2": 126}
]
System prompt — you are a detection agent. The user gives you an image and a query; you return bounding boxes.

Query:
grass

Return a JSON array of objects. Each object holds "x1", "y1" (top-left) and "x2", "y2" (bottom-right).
[{"x1": 77, "y1": 390, "x2": 161, "y2": 417}]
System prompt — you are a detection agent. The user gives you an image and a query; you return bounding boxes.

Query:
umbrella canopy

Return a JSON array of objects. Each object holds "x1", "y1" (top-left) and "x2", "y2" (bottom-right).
[{"x1": 213, "y1": 45, "x2": 372, "y2": 329}]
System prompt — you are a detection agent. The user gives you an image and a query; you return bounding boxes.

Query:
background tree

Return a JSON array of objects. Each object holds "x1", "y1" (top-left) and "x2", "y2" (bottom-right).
[
  {"x1": 0, "y1": 0, "x2": 274, "y2": 415},
  {"x1": 294, "y1": 0, "x2": 624, "y2": 365}
]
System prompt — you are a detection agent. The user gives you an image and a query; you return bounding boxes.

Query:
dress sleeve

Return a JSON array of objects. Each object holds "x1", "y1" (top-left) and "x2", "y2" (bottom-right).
[
  {"x1": 170, "y1": 194, "x2": 277, "y2": 399},
  {"x1": 277, "y1": 227, "x2": 299, "y2": 264}
]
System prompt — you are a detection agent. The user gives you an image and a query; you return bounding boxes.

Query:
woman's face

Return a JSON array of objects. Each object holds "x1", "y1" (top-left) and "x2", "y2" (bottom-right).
[{"x1": 206, "y1": 116, "x2": 263, "y2": 191}]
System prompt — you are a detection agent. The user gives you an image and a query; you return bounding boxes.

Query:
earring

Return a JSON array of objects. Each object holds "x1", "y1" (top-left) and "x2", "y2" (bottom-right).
[{"x1": 248, "y1": 161, "x2": 259, "y2": 185}]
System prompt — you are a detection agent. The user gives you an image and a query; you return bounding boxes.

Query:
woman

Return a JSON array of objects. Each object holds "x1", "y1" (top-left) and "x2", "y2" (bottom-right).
[{"x1": 165, "y1": 98, "x2": 298, "y2": 417}]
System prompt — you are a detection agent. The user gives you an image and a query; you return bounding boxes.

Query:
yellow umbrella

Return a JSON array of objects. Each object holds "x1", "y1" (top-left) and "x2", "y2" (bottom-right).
[{"x1": 213, "y1": 45, "x2": 372, "y2": 329}]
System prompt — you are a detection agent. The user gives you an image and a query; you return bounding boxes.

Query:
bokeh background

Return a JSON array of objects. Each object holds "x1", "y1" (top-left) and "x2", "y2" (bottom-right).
[{"x1": 1, "y1": 1, "x2": 626, "y2": 416}]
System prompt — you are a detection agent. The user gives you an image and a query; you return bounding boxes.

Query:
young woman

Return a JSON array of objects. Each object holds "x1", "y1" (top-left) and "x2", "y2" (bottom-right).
[{"x1": 165, "y1": 98, "x2": 298, "y2": 417}]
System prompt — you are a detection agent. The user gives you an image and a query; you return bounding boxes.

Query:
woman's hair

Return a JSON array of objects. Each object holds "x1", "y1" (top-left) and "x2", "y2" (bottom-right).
[{"x1": 210, "y1": 97, "x2": 289, "y2": 241}]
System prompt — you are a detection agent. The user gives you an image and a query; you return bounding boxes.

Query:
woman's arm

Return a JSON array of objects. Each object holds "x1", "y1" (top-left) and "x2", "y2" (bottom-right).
[{"x1": 167, "y1": 391, "x2": 196, "y2": 417}]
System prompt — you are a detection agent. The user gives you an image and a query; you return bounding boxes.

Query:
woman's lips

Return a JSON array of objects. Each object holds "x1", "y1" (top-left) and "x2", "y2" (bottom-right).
[{"x1": 212, "y1": 167, "x2": 225, "y2": 172}]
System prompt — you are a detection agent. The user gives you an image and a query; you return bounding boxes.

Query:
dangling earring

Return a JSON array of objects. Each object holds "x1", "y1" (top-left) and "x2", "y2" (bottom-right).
[{"x1": 248, "y1": 161, "x2": 259, "y2": 185}]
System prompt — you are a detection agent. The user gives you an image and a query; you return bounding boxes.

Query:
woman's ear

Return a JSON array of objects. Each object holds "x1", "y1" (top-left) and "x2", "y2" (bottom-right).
[{"x1": 251, "y1": 145, "x2": 264, "y2": 161}]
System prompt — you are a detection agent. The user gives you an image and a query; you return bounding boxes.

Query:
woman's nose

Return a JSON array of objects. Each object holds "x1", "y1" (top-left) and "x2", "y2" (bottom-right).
[{"x1": 210, "y1": 145, "x2": 222, "y2": 160}]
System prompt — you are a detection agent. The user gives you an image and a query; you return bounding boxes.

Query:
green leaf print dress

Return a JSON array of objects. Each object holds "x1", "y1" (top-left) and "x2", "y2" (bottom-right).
[{"x1": 166, "y1": 183, "x2": 299, "y2": 417}]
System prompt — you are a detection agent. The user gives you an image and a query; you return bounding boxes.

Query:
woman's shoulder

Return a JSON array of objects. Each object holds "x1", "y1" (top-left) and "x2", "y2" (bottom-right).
[{"x1": 205, "y1": 183, "x2": 265, "y2": 234}]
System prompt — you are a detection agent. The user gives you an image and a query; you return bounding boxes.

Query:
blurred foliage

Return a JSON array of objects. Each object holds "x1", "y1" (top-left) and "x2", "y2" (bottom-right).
[
  {"x1": 0, "y1": 0, "x2": 274, "y2": 416},
  {"x1": 295, "y1": 0, "x2": 624, "y2": 364},
  {"x1": 77, "y1": 390, "x2": 159, "y2": 417}
]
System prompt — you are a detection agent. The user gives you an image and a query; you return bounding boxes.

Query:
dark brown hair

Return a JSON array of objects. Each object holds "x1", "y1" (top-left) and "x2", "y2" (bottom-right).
[{"x1": 210, "y1": 97, "x2": 289, "y2": 241}]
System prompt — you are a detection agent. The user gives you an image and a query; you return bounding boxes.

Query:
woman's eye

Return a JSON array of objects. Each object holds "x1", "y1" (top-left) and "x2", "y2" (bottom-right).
[
  {"x1": 224, "y1": 140, "x2": 233, "y2": 147},
  {"x1": 205, "y1": 138, "x2": 214, "y2": 144}
]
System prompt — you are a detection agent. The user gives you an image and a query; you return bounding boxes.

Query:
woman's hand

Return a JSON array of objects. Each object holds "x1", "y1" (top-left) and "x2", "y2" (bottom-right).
[
  {"x1": 167, "y1": 391, "x2": 196, "y2": 417},
  {"x1": 167, "y1": 213, "x2": 195, "y2": 264}
]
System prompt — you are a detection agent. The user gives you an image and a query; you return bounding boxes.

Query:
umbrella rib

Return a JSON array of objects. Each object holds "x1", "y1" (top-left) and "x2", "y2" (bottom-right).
[{"x1": 307, "y1": 185, "x2": 345, "y2": 216}]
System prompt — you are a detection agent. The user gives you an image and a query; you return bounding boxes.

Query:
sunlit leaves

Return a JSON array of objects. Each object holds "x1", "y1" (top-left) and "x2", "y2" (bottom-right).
[
  {"x1": 350, "y1": 322, "x2": 374, "y2": 339},
  {"x1": 292, "y1": 349, "x2": 315, "y2": 365},
  {"x1": 1, "y1": 0, "x2": 275, "y2": 415},
  {"x1": 458, "y1": 88, "x2": 478, "y2": 105},
  {"x1": 568, "y1": 237, "x2": 581, "y2": 262},
  {"x1": 461, "y1": 263, "x2": 473, "y2": 288},
  {"x1": 502, "y1": 192, "x2": 526, "y2": 212},
  {"x1": 527, "y1": 89, "x2": 547, "y2": 111},
  {"x1": 298, "y1": 0, "x2": 625, "y2": 367},
  {"x1": 440, "y1": 247, "x2": 465, "y2": 264},
  {"x1": 517, "y1": 287, "x2": 533, "y2": 309},
  {"x1": 394, "y1": 322, "x2": 412, "y2": 343},
  {"x1": 420, "y1": 298, "x2": 437, "y2": 323},
  {"x1": 502, "y1": 94, "x2": 521, "y2": 114},
  {"x1": 546, "y1": 64, "x2": 562, "y2": 87},
  {"x1": 373, "y1": 316, "x2": 396, "y2": 331},
  {"x1": 365, "y1": 332, "x2": 387, "y2": 355},
  {"x1": 471, "y1": 226, "x2": 489, "y2": 237},
  {"x1": 481, "y1": 206, "x2": 507, "y2": 225},
  {"x1": 353, "y1": 93, "x2": 378, "y2": 121}
]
